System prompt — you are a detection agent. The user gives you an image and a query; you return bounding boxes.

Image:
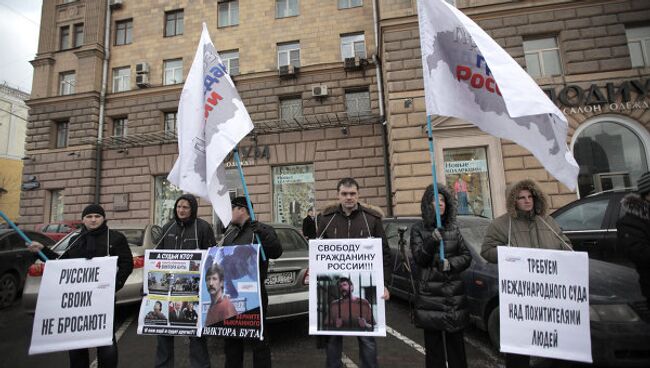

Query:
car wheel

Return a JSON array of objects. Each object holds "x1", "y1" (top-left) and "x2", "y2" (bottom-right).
[
  {"x1": 0, "y1": 273, "x2": 19, "y2": 309},
  {"x1": 487, "y1": 306, "x2": 500, "y2": 350}
]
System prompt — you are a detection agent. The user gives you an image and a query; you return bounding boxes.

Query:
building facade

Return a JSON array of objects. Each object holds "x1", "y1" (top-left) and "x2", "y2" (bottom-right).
[{"x1": 22, "y1": 0, "x2": 650, "y2": 231}]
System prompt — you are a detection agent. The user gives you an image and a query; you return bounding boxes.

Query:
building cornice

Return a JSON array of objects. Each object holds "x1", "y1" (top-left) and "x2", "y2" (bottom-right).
[{"x1": 26, "y1": 92, "x2": 100, "y2": 108}]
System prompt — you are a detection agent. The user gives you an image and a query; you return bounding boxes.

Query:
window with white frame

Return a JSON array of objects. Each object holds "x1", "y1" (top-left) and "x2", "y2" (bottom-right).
[
  {"x1": 341, "y1": 33, "x2": 366, "y2": 60},
  {"x1": 49, "y1": 190, "x2": 64, "y2": 222},
  {"x1": 113, "y1": 118, "x2": 127, "y2": 137},
  {"x1": 338, "y1": 0, "x2": 362, "y2": 9},
  {"x1": 164, "y1": 59, "x2": 183, "y2": 85},
  {"x1": 55, "y1": 121, "x2": 69, "y2": 148},
  {"x1": 73, "y1": 23, "x2": 84, "y2": 47},
  {"x1": 276, "y1": 0, "x2": 299, "y2": 18},
  {"x1": 221, "y1": 50, "x2": 240, "y2": 75},
  {"x1": 164, "y1": 112, "x2": 177, "y2": 133},
  {"x1": 59, "y1": 72, "x2": 76, "y2": 96},
  {"x1": 523, "y1": 37, "x2": 562, "y2": 78},
  {"x1": 278, "y1": 42, "x2": 300, "y2": 67},
  {"x1": 60, "y1": 26, "x2": 70, "y2": 50},
  {"x1": 165, "y1": 10, "x2": 184, "y2": 37},
  {"x1": 280, "y1": 97, "x2": 303, "y2": 122},
  {"x1": 112, "y1": 67, "x2": 130, "y2": 92},
  {"x1": 218, "y1": 1, "x2": 239, "y2": 27},
  {"x1": 115, "y1": 19, "x2": 133, "y2": 45},
  {"x1": 345, "y1": 90, "x2": 370, "y2": 117},
  {"x1": 626, "y1": 26, "x2": 650, "y2": 68}
]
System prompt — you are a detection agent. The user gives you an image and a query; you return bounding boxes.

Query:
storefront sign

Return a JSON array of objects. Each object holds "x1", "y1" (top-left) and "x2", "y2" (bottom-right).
[
  {"x1": 224, "y1": 145, "x2": 270, "y2": 167},
  {"x1": 543, "y1": 79, "x2": 649, "y2": 113},
  {"x1": 444, "y1": 159, "x2": 487, "y2": 174}
]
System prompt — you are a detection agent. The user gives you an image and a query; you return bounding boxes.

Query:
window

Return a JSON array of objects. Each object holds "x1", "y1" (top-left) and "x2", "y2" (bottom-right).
[
  {"x1": 115, "y1": 19, "x2": 133, "y2": 45},
  {"x1": 278, "y1": 42, "x2": 300, "y2": 67},
  {"x1": 112, "y1": 67, "x2": 130, "y2": 92},
  {"x1": 113, "y1": 118, "x2": 127, "y2": 137},
  {"x1": 218, "y1": 1, "x2": 239, "y2": 27},
  {"x1": 163, "y1": 59, "x2": 183, "y2": 85},
  {"x1": 443, "y1": 147, "x2": 494, "y2": 218},
  {"x1": 338, "y1": 0, "x2": 362, "y2": 9},
  {"x1": 59, "y1": 72, "x2": 76, "y2": 95},
  {"x1": 276, "y1": 0, "x2": 299, "y2": 18},
  {"x1": 341, "y1": 33, "x2": 366, "y2": 60},
  {"x1": 345, "y1": 90, "x2": 370, "y2": 117},
  {"x1": 280, "y1": 97, "x2": 303, "y2": 122},
  {"x1": 73, "y1": 23, "x2": 84, "y2": 47},
  {"x1": 56, "y1": 121, "x2": 69, "y2": 148},
  {"x1": 272, "y1": 164, "x2": 315, "y2": 227},
  {"x1": 523, "y1": 37, "x2": 562, "y2": 77},
  {"x1": 626, "y1": 26, "x2": 650, "y2": 68},
  {"x1": 165, "y1": 10, "x2": 184, "y2": 37},
  {"x1": 164, "y1": 112, "x2": 177, "y2": 133},
  {"x1": 49, "y1": 190, "x2": 64, "y2": 222},
  {"x1": 554, "y1": 199, "x2": 609, "y2": 231},
  {"x1": 221, "y1": 50, "x2": 239, "y2": 75},
  {"x1": 60, "y1": 26, "x2": 70, "y2": 50},
  {"x1": 154, "y1": 176, "x2": 183, "y2": 227}
]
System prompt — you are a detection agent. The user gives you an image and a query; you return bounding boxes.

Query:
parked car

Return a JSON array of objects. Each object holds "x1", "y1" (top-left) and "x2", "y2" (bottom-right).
[
  {"x1": 22, "y1": 223, "x2": 163, "y2": 313},
  {"x1": 384, "y1": 215, "x2": 650, "y2": 367},
  {"x1": 0, "y1": 229, "x2": 55, "y2": 308},
  {"x1": 36, "y1": 221, "x2": 83, "y2": 242},
  {"x1": 550, "y1": 188, "x2": 632, "y2": 265}
]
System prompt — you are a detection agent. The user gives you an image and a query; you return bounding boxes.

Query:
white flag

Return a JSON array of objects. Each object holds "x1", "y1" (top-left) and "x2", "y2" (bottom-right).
[
  {"x1": 417, "y1": 0, "x2": 579, "y2": 190},
  {"x1": 168, "y1": 23, "x2": 254, "y2": 225}
]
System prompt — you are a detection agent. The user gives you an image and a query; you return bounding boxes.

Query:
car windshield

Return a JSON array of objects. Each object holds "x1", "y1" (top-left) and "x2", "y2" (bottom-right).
[{"x1": 275, "y1": 228, "x2": 307, "y2": 251}]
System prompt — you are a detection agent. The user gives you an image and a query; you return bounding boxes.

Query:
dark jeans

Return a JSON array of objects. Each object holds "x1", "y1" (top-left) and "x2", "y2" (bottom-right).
[
  {"x1": 69, "y1": 336, "x2": 117, "y2": 368},
  {"x1": 155, "y1": 335, "x2": 210, "y2": 368},
  {"x1": 326, "y1": 336, "x2": 378, "y2": 368},
  {"x1": 423, "y1": 330, "x2": 467, "y2": 368},
  {"x1": 505, "y1": 353, "x2": 530, "y2": 368},
  {"x1": 224, "y1": 337, "x2": 271, "y2": 368}
]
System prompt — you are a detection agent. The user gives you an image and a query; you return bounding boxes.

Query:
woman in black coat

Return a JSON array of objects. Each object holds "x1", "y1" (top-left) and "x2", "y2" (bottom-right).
[
  {"x1": 410, "y1": 184, "x2": 472, "y2": 368},
  {"x1": 29, "y1": 204, "x2": 133, "y2": 368}
]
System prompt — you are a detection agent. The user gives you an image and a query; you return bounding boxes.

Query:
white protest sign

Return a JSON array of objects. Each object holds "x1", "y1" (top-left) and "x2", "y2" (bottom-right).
[
  {"x1": 29, "y1": 257, "x2": 117, "y2": 355},
  {"x1": 309, "y1": 238, "x2": 385, "y2": 337},
  {"x1": 498, "y1": 246, "x2": 591, "y2": 363}
]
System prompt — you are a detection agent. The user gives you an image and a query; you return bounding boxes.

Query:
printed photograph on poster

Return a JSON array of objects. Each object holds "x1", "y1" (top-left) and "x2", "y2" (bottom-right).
[
  {"x1": 147, "y1": 271, "x2": 171, "y2": 294},
  {"x1": 143, "y1": 300, "x2": 169, "y2": 325},
  {"x1": 201, "y1": 244, "x2": 263, "y2": 340},
  {"x1": 309, "y1": 238, "x2": 386, "y2": 337},
  {"x1": 170, "y1": 273, "x2": 200, "y2": 295},
  {"x1": 168, "y1": 300, "x2": 200, "y2": 326}
]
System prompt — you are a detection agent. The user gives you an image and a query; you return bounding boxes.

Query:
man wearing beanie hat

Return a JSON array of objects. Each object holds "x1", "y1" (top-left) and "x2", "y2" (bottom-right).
[
  {"x1": 219, "y1": 196, "x2": 283, "y2": 368},
  {"x1": 617, "y1": 171, "x2": 650, "y2": 308},
  {"x1": 155, "y1": 193, "x2": 216, "y2": 368},
  {"x1": 28, "y1": 203, "x2": 133, "y2": 368}
]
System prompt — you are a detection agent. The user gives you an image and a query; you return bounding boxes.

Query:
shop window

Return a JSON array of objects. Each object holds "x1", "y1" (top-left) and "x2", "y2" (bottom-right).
[
  {"x1": 115, "y1": 19, "x2": 133, "y2": 45},
  {"x1": 443, "y1": 147, "x2": 494, "y2": 218},
  {"x1": 218, "y1": 1, "x2": 239, "y2": 27},
  {"x1": 345, "y1": 90, "x2": 370, "y2": 117},
  {"x1": 164, "y1": 112, "x2": 177, "y2": 133},
  {"x1": 113, "y1": 118, "x2": 127, "y2": 137},
  {"x1": 163, "y1": 59, "x2": 183, "y2": 85},
  {"x1": 523, "y1": 37, "x2": 562, "y2": 78},
  {"x1": 338, "y1": 0, "x2": 362, "y2": 9},
  {"x1": 55, "y1": 121, "x2": 69, "y2": 148},
  {"x1": 221, "y1": 50, "x2": 239, "y2": 75},
  {"x1": 278, "y1": 42, "x2": 300, "y2": 67},
  {"x1": 59, "y1": 26, "x2": 70, "y2": 50},
  {"x1": 280, "y1": 97, "x2": 303, "y2": 122},
  {"x1": 212, "y1": 169, "x2": 244, "y2": 236},
  {"x1": 273, "y1": 164, "x2": 315, "y2": 227},
  {"x1": 340, "y1": 33, "x2": 366, "y2": 60},
  {"x1": 276, "y1": 0, "x2": 299, "y2": 18},
  {"x1": 50, "y1": 190, "x2": 64, "y2": 222},
  {"x1": 153, "y1": 176, "x2": 184, "y2": 227},
  {"x1": 59, "y1": 72, "x2": 76, "y2": 95},
  {"x1": 165, "y1": 10, "x2": 184, "y2": 37},
  {"x1": 112, "y1": 66, "x2": 130, "y2": 92},
  {"x1": 573, "y1": 118, "x2": 649, "y2": 197},
  {"x1": 73, "y1": 23, "x2": 84, "y2": 47},
  {"x1": 626, "y1": 25, "x2": 650, "y2": 68}
]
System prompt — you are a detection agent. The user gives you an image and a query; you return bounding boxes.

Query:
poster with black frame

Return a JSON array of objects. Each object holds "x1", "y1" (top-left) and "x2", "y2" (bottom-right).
[{"x1": 137, "y1": 250, "x2": 205, "y2": 337}]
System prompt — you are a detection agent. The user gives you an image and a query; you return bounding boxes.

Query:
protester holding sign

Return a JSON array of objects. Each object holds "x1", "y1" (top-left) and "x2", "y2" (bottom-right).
[
  {"x1": 155, "y1": 194, "x2": 216, "y2": 368},
  {"x1": 219, "y1": 196, "x2": 283, "y2": 368},
  {"x1": 480, "y1": 179, "x2": 572, "y2": 368},
  {"x1": 410, "y1": 184, "x2": 472, "y2": 368},
  {"x1": 617, "y1": 171, "x2": 650, "y2": 309},
  {"x1": 28, "y1": 204, "x2": 133, "y2": 368},
  {"x1": 316, "y1": 177, "x2": 391, "y2": 368}
]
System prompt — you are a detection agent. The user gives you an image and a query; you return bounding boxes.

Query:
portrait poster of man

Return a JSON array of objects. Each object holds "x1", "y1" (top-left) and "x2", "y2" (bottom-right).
[
  {"x1": 137, "y1": 250, "x2": 205, "y2": 337},
  {"x1": 309, "y1": 238, "x2": 386, "y2": 337},
  {"x1": 201, "y1": 244, "x2": 264, "y2": 340}
]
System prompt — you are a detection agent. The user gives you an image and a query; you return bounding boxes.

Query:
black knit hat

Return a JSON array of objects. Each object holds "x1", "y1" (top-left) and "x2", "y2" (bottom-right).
[
  {"x1": 231, "y1": 196, "x2": 252, "y2": 209},
  {"x1": 637, "y1": 171, "x2": 650, "y2": 196},
  {"x1": 82, "y1": 204, "x2": 106, "y2": 218}
]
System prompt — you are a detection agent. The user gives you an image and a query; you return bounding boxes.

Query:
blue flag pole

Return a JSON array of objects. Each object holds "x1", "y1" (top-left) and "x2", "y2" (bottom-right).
[
  {"x1": 233, "y1": 147, "x2": 267, "y2": 261},
  {"x1": 0, "y1": 210, "x2": 48, "y2": 261},
  {"x1": 426, "y1": 115, "x2": 445, "y2": 260}
]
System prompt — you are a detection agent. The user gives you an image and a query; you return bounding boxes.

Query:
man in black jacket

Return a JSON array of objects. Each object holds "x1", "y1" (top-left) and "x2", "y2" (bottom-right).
[
  {"x1": 302, "y1": 207, "x2": 317, "y2": 239},
  {"x1": 220, "y1": 196, "x2": 283, "y2": 368},
  {"x1": 28, "y1": 204, "x2": 133, "y2": 368},
  {"x1": 317, "y1": 177, "x2": 391, "y2": 368},
  {"x1": 155, "y1": 194, "x2": 216, "y2": 368}
]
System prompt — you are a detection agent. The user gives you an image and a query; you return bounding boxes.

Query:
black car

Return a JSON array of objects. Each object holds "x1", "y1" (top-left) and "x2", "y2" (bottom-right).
[
  {"x1": 0, "y1": 229, "x2": 54, "y2": 308},
  {"x1": 384, "y1": 216, "x2": 650, "y2": 367},
  {"x1": 551, "y1": 189, "x2": 631, "y2": 265}
]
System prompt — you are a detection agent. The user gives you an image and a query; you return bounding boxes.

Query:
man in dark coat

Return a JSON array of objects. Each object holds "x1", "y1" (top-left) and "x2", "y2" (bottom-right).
[
  {"x1": 617, "y1": 171, "x2": 650, "y2": 308},
  {"x1": 410, "y1": 184, "x2": 471, "y2": 368},
  {"x1": 316, "y1": 177, "x2": 392, "y2": 368},
  {"x1": 28, "y1": 204, "x2": 134, "y2": 368},
  {"x1": 155, "y1": 194, "x2": 215, "y2": 368},
  {"x1": 302, "y1": 207, "x2": 317, "y2": 239},
  {"x1": 220, "y1": 196, "x2": 283, "y2": 368}
]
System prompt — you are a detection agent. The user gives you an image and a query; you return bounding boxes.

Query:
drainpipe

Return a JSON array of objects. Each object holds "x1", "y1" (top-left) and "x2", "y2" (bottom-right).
[
  {"x1": 372, "y1": 0, "x2": 393, "y2": 217},
  {"x1": 95, "y1": 0, "x2": 111, "y2": 204}
]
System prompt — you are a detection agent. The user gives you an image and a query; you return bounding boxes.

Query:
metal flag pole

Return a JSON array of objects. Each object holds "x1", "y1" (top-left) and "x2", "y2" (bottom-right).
[
  {"x1": 0, "y1": 210, "x2": 48, "y2": 261},
  {"x1": 233, "y1": 146, "x2": 267, "y2": 261}
]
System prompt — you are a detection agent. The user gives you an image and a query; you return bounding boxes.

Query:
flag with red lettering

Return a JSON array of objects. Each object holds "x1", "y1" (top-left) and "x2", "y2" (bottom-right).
[
  {"x1": 417, "y1": 0, "x2": 579, "y2": 189},
  {"x1": 168, "y1": 23, "x2": 253, "y2": 224}
]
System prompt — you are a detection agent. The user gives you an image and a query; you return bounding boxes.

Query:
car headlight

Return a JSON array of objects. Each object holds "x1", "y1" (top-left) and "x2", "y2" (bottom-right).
[{"x1": 590, "y1": 304, "x2": 640, "y2": 322}]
